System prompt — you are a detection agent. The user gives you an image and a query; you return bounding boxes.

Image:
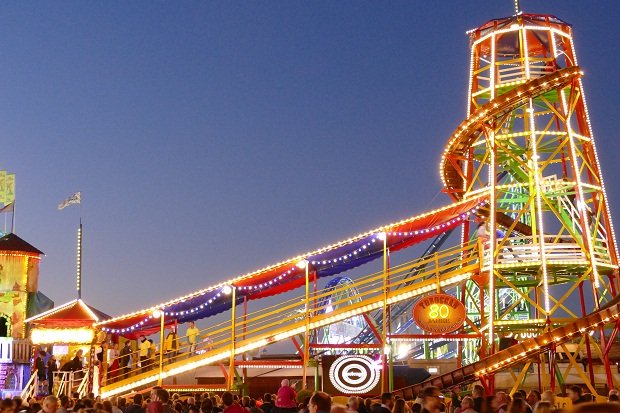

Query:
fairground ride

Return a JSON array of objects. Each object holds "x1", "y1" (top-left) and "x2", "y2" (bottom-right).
[{"x1": 29, "y1": 7, "x2": 619, "y2": 400}]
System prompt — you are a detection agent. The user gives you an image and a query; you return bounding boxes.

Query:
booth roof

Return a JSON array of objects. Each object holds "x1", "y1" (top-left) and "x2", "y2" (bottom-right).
[
  {"x1": 0, "y1": 233, "x2": 43, "y2": 255},
  {"x1": 25, "y1": 298, "x2": 110, "y2": 328}
]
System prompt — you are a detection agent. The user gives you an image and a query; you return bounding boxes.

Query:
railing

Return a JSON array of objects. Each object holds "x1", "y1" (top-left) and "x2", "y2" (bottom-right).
[
  {"x1": 0, "y1": 338, "x2": 31, "y2": 363},
  {"x1": 54, "y1": 370, "x2": 89, "y2": 398},
  {"x1": 101, "y1": 241, "x2": 481, "y2": 397},
  {"x1": 482, "y1": 235, "x2": 613, "y2": 269},
  {"x1": 19, "y1": 373, "x2": 37, "y2": 400},
  {"x1": 496, "y1": 57, "x2": 556, "y2": 85},
  {"x1": 76, "y1": 369, "x2": 90, "y2": 398}
]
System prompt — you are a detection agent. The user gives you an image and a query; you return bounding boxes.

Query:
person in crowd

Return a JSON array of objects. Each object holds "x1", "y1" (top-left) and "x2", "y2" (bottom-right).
[
  {"x1": 472, "y1": 385, "x2": 485, "y2": 413},
  {"x1": 107, "y1": 343, "x2": 120, "y2": 383},
  {"x1": 186, "y1": 322, "x2": 200, "y2": 355},
  {"x1": 1, "y1": 399, "x2": 14, "y2": 413},
  {"x1": 526, "y1": 391, "x2": 541, "y2": 409},
  {"x1": 148, "y1": 401, "x2": 163, "y2": 413},
  {"x1": 493, "y1": 392, "x2": 509, "y2": 413},
  {"x1": 507, "y1": 399, "x2": 528, "y2": 413},
  {"x1": 456, "y1": 396, "x2": 476, "y2": 413},
  {"x1": 150, "y1": 387, "x2": 176, "y2": 413},
  {"x1": 126, "y1": 394, "x2": 145, "y2": 413},
  {"x1": 532, "y1": 402, "x2": 551, "y2": 413},
  {"x1": 568, "y1": 385, "x2": 586, "y2": 405},
  {"x1": 103, "y1": 401, "x2": 115, "y2": 413},
  {"x1": 39, "y1": 396, "x2": 59, "y2": 413},
  {"x1": 201, "y1": 399, "x2": 214, "y2": 413},
  {"x1": 46, "y1": 355, "x2": 57, "y2": 396},
  {"x1": 211, "y1": 396, "x2": 223, "y2": 413},
  {"x1": 261, "y1": 394, "x2": 274, "y2": 413},
  {"x1": 55, "y1": 396, "x2": 70, "y2": 413},
  {"x1": 118, "y1": 341, "x2": 132, "y2": 379},
  {"x1": 275, "y1": 380, "x2": 297, "y2": 413},
  {"x1": 164, "y1": 330, "x2": 179, "y2": 363},
  {"x1": 241, "y1": 397, "x2": 252, "y2": 412},
  {"x1": 345, "y1": 397, "x2": 358, "y2": 413},
  {"x1": 390, "y1": 399, "x2": 406, "y2": 413},
  {"x1": 512, "y1": 392, "x2": 532, "y2": 413},
  {"x1": 539, "y1": 391, "x2": 553, "y2": 406},
  {"x1": 118, "y1": 398, "x2": 127, "y2": 412},
  {"x1": 34, "y1": 350, "x2": 47, "y2": 396},
  {"x1": 221, "y1": 392, "x2": 245, "y2": 413},
  {"x1": 419, "y1": 386, "x2": 441, "y2": 413},
  {"x1": 372, "y1": 393, "x2": 392, "y2": 413},
  {"x1": 139, "y1": 336, "x2": 151, "y2": 373},
  {"x1": 308, "y1": 393, "x2": 331, "y2": 413}
]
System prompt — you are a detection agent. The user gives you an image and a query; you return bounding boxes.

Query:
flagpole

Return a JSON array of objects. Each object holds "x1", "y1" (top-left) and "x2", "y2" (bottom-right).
[
  {"x1": 11, "y1": 201, "x2": 15, "y2": 233},
  {"x1": 77, "y1": 220, "x2": 82, "y2": 299}
]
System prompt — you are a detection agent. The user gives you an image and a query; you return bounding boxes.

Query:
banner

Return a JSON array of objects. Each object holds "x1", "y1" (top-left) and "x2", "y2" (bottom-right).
[
  {"x1": 0, "y1": 171, "x2": 5, "y2": 205},
  {"x1": 5, "y1": 174, "x2": 15, "y2": 204}
]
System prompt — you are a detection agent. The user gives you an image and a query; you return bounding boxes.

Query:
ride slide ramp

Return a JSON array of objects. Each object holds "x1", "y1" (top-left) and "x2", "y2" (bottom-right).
[
  {"x1": 100, "y1": 240, "x2": 482, "y2": 397},
  {"x1": 392, "y1": 293, "x2": 620, "y2": 398}
]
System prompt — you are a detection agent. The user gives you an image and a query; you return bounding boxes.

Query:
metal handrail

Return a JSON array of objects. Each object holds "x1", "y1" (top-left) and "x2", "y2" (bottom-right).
[
  {"x1": 102, "y1": 242, "x2": 480, "y2": 397},
  {"x1": 20, "y1": 373, "x2": 37, "y2": 400}
]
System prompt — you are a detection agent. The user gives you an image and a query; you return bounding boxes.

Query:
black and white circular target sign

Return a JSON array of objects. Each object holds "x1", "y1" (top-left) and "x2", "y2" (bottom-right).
[{"x1": 328, "y1": 355, "x2": 381, "y2": 394}]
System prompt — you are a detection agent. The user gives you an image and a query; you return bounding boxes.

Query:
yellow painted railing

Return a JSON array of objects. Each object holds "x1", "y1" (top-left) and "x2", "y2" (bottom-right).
[{"x1": 101, "y1": 241, "x2": 481, "y2": 397}]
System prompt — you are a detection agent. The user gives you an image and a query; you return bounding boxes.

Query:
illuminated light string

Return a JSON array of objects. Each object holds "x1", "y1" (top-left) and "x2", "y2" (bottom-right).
[
  {"x1": 98, "y1": 194, "x2": 487, "y2": 328},
  {"x1": 102, "y1": 203, "x2": 485, "y2": 334}
]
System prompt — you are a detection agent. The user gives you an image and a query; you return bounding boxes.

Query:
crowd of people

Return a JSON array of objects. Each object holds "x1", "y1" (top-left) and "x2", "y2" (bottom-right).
[{"x1": 7, "y1": 379, "x2": 620, "y2": 413}]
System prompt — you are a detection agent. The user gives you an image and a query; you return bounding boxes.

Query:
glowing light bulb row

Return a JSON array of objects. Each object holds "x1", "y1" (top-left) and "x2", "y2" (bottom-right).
[
  {"x1": 101, "y1": 286, "x2": 232, "y2": 333},
  {"x1": 310, "y1": 238, "x2": 380, "y2": 266}
]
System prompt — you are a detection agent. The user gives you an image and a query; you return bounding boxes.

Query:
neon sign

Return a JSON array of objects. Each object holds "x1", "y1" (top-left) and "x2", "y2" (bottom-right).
[
  {"x1": 328, "y1": 355, "x2": 381, "y2": 394},
  {"x1": 413, "y1": 293, "x2": 466, "y2": 334}
]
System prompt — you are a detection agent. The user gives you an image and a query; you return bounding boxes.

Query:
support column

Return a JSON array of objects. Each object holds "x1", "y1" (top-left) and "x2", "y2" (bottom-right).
[
  {"x1": 300, "y1": 260, "x2": 310, "y2": 390},
  {"x1": 228, "y1": 286, "x2": 237, "y2": 391},
  {"x1": 380, "y1": 232, "x2": 390, "y2": 392}
]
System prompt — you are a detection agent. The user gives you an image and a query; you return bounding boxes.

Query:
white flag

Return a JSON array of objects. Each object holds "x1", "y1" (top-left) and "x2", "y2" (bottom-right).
[{"x1": 58, "y1": 192, "x2": 81, "y2": 210}]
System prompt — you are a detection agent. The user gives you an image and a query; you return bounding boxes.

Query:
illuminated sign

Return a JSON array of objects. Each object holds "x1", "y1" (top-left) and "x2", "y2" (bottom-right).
[
  {"x1": 327, "y1": 355, "x2": 381, "y2": 394},
  {"x1": 413, "y1": 293, "x2": 466, "y2": 334},
  {"x1": 31, "y1": 327, "x2": 95, "y2": 344}
]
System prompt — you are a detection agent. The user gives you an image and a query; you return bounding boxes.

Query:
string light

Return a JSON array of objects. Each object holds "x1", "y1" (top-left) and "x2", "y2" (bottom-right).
[{"x1": 97, "y1": 196, "x2": 488, "y2": 329}]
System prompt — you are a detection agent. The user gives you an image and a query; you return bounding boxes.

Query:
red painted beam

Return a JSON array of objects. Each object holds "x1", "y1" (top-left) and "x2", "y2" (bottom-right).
[
  {"x1": 310, "y1": 344, "x2": 382, "y2": 349},
  {"x1": 389, "y1": 333, "x2": 481, "y2": 340}
]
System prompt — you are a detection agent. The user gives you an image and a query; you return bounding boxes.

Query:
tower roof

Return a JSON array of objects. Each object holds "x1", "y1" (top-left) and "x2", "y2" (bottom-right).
[
  {"x1": 0, "y1": 233, "x2": 43, "y2": 255},
  {"x1": 472, "y1": 13, "x2": 571, "y2": 36}
]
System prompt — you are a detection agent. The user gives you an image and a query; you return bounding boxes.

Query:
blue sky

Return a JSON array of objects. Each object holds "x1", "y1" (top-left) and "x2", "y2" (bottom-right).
[{"x1": 1, "y1": 1, "x2": 619, "y2": 317}]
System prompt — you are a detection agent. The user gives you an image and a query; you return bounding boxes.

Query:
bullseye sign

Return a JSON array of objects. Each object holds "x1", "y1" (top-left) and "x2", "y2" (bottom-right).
[
  {"x1": 327, "y1": 355, "x2": 381, "y2": 394},
  {"x1": 413, "y1": 293, "x2": 466, "y2": 334}
]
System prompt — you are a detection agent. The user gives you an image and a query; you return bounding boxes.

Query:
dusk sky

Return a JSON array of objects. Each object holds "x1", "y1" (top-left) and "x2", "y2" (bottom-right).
[{"x1": 2, "y1": 1, "x2": 619, "y2": 318}]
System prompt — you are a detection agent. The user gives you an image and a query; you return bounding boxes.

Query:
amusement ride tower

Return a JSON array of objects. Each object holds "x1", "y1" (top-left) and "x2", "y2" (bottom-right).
[{"x1": 441, "y1": 12, "x2": 620, "y2": 391}]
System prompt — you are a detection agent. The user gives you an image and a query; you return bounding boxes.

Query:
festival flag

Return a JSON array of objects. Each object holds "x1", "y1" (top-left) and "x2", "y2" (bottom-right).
[
  {"x1": 0, "y1": 202, "x2": 14, "y2": 214},
  {"x1": 5, "y1": 174, "x2": 15, "y2": 204},
  {"x1": 58, "y1": 192, "x2": 81, "y2": 210},
  {"x1": 0, "y1": 172, "x2": 6, "y2": 205}
]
